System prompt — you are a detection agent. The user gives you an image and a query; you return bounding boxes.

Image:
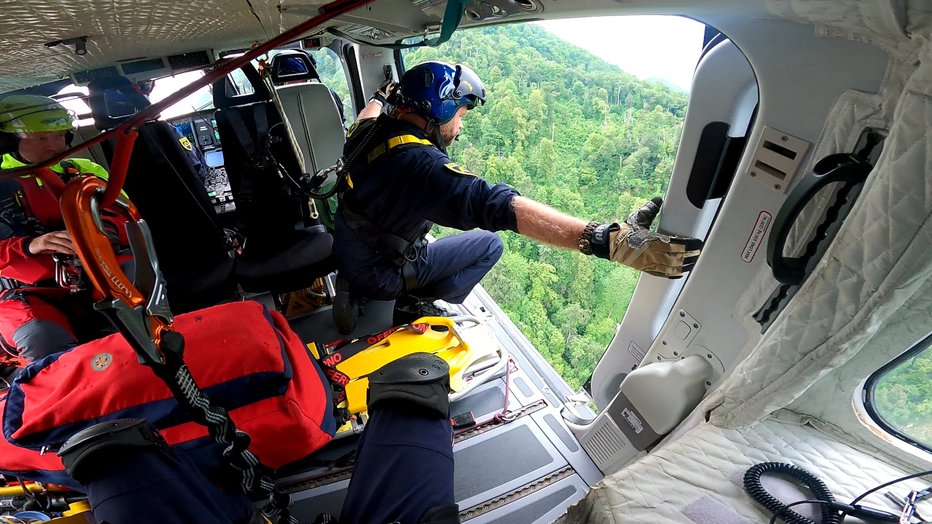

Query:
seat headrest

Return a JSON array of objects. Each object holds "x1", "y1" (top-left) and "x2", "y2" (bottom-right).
[
  {"x1": 87, "y1": 76, "x2": 152, "y2": 131},
  {"x1": 269, "y1": 50, "x2": 321, "y2": 85},
  {"x1": 212, "y1": 60, "x2": 272, "y2": 109}
]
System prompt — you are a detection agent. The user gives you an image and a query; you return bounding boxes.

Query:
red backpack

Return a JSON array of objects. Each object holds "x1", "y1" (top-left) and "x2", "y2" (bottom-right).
[{"x1": 0, "y1": 300, "x2": 335, "y2": 487}]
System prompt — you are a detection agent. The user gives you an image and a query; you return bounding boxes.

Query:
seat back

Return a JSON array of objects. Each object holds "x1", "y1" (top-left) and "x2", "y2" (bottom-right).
[
  {"x1": 275, "y1": 82, "x2": 345, "y2": 175},
  {"x1": 212, "y1": 65, "x2": 313, "y2": 253},
  {"x1": 104, "y1": 122, "x2": 236, "y2": 311},
  {"x1": 268, "y1": 50, "x2": 345, "y2": 175},
  {"x1": 69, "y1": 125, "x2": 111, "y2": 169},
  {"x1": 88, "y1": 77, "x2": 236, "y2": 311}
]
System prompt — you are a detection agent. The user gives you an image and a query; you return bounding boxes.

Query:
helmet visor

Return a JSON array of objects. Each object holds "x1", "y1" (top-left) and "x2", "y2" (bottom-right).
[{"x1": 452, "y1": 65, "x2": 485, "y2": 110}]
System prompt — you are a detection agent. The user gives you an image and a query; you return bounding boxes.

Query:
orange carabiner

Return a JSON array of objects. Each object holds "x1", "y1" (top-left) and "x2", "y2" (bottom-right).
[{"x1": 59, "y1": 176, "x2": 172, "y2": 352}]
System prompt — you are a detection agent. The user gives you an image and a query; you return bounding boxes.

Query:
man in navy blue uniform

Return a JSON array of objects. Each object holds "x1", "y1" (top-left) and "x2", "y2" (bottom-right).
[{"x1": 332, "y1": 61, "x2": 703, "y2": 333}]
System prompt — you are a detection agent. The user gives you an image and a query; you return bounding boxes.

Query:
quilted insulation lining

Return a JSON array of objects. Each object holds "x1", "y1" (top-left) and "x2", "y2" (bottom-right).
[
  {"x1": 765, "y1": 0, "x2": 932, "y2": 57},
  {"x1": 561, "y1": 419, "x2": 931, "y2": 524},
  {"x1": 706, "y1": 31, "x2": 932, "y2": 429},
  {"x1": 783, "y1": 276, "x2": 932, "y2": 449}
]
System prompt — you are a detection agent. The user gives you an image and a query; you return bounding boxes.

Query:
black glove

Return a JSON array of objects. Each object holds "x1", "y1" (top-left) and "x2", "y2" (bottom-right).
[
  {"x1": 369, "y1": 79, "x2": 398, "y2": 106},
  {"x1": 589, "y1": 197, "x2": 704, "y2": 278}
]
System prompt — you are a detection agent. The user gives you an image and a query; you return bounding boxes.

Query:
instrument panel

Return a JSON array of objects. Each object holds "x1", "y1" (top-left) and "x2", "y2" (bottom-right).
[
  {"x1": 203, "y1": 150, "x2": 236, "y2": 214},
  {"x1": 169, "y1": 114, "x2": 235, "y2": 215}
]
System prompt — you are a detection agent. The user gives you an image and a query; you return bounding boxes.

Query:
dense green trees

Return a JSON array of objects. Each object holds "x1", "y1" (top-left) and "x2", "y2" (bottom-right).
[
  {"x1": 399, "y1": 23, "x2": 688, "y2": 389},
  {"x1": 873, "y1": 349, "x2": 932, "y2": 446}
]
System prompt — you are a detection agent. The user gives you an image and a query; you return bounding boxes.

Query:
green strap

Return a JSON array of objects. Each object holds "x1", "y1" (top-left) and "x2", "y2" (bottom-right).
[
  {"x1": 425, "y1": 0, "x2": 468, "y2": 47},
  {"x1": 329, "y1": 0, "x2": 467, "y2": 49}
]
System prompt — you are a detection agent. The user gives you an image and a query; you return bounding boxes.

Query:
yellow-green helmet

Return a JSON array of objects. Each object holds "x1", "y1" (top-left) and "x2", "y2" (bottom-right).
[{"x1": 0, "y1": 94, "x2": 74, "y2": 134}]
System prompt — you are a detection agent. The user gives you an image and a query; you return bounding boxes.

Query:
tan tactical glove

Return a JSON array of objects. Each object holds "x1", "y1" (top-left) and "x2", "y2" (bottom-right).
[
  {"x1": 369, "y1": 79, "x2": 398, "y2": 106},
  {"x1": 584, "y1": 198, "x2": 703, "y2": 278}
]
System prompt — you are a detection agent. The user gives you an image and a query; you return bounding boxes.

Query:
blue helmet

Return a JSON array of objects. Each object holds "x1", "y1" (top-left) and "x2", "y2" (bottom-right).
[{"x1": 397, "y1": 61, "x2": 486, "y2": 124}]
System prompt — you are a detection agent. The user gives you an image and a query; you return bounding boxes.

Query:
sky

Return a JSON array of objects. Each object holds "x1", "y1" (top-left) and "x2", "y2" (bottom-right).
[{"x1": 535, "y1": 16, "x2": 706, "y2": 92}]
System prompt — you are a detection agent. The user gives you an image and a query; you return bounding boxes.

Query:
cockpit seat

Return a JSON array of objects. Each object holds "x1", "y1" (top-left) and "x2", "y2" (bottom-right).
[
  {"x1": 90, "y1": 74, "x2": 334, "y2": 304},
  {"x1": 235, "y1": 225, "x2": 333, "y2": 292},
  {"x1": 87, "y1": 76, "x2": 237, "y2": 312},
  {"x1": 268, "y1": 50, "x2": 346, "y2": 174},
  {"x1": 212, "y1": 63, "x2": 334, "y2": 293}
]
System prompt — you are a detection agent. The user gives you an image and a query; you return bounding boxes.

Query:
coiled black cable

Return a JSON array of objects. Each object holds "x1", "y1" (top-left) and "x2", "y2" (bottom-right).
[{"x1": 744, "y1": 462, "x2": 842, "y2": 524}]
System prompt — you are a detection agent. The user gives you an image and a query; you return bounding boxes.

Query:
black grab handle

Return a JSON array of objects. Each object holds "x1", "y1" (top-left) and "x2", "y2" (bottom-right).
[{"x1": 767, "y1": 153, "x2": 872, "y2": 285}]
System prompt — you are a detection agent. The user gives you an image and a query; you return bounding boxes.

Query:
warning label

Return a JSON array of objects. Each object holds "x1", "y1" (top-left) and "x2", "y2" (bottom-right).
[
  {"x1": 622, "y1": 408, "x2": 644, "y2": 434},
  {"x1": 627, "y1": 341, "x2": 646, "y2": 361},
  {"x1": 742, "y1": 211, "x2": 772, "y2": 263}
]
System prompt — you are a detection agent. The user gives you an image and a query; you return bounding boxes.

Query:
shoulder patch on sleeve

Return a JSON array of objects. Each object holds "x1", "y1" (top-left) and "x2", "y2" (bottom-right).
[
  {"x1": 178, "y1": 136, "x2": 193, "y2": 152},
  {"x1": 443, "y1": 162, "x2": 476, "y2": 177}
]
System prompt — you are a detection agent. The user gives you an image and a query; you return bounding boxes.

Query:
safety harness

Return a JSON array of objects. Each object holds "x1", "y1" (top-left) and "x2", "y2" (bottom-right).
[
  {"x1": 337, "y1": 117, "x2": 438, "y2": 289},
  {"x1": 0, "y1": 160, "x2": 110, "y2": 294}
]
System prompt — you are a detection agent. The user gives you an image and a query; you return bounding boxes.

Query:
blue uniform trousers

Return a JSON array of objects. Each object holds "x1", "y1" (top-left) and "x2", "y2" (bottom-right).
[
  {"x1": 83, "y1": 404, "x2": 454, "y2": 524},
  {"x1": 409, "y1": 230, "x2": 503, "y2": 303},
  {"x1": 340, "y1": 403, "x2": 455, "y2": 523},
  {"x1": 85, "y1": 446, "x2": 257, "y2": 524}
]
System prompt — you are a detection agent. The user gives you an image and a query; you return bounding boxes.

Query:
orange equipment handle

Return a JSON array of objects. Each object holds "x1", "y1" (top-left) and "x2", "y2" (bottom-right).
[{"x1": 59, "y1": 176, "x2": 172, "y2": 352}]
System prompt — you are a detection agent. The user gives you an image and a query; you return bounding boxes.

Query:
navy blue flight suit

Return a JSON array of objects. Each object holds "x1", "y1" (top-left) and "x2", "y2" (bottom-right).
[{"x1": 334, "y1": 115, "x2": 519, "y2": 303}]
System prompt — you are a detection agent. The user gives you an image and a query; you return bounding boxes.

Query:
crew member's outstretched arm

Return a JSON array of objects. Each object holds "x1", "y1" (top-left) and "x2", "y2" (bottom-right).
[
  {"x1": 512, "y1": 196, "x2": 586, "y2": 250},
  {"x1": 512, "y1": 196, "x2": 703, "y2": 279},
  {"x1": 356, "y1": 99, "x2": 383, "y2": 121}
]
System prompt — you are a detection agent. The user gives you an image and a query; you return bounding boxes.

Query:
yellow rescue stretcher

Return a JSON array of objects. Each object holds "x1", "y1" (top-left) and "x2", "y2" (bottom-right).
[{"x1": 309, "y1": 315, "x2": 508, "y2": 417}]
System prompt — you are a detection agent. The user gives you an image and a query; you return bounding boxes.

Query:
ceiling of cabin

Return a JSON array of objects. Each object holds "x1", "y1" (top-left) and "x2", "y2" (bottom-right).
[
  {"x1": 0, "y1": 0, "x2": 525, "y2": 93},
  {"x1": 0, "y1": 0, "x2": 322, "y2": 93},
  {"x1": 0, "y1": 0, "x2": 774, "y2": 94}
]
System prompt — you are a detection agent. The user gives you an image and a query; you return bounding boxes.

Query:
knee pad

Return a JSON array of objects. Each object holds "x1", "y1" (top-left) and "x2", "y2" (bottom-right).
[
  {"x1": 367, "y1": 353, "x2": 451, "y2": 417},
  {"x1": 58, "y1": 418, "x2": 168, "y2": 485}
]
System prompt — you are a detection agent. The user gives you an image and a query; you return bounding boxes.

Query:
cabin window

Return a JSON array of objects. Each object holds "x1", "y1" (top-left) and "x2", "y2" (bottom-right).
[
  {"x1": 308, "y1": 47, "x2": 353, "y2": 127},
  {"x1": 399, "y1": 17, "x2": 703, "y2": 390},
  {"x1": 226, "y1": 68, "x2": 256, "y2": 98},
  {"x1": 55, "y1": 85, "x2": 94, "y2": 127},
  {"x1": 864, "y1": 332, "x2": 932, "y2": 451},
  {"x1": 149, "y1": 71, "x2": 214, "y2": 120}
]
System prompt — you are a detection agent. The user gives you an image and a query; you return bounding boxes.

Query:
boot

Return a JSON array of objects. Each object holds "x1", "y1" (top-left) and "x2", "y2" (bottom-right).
[{"x1": 392, "y1": 295, "x2": 452, "y2": 326}]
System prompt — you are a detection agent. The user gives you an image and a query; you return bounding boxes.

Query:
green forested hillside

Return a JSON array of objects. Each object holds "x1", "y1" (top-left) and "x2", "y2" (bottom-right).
[
  {"x1": 400, "y1": 24, "x2": 689, "y2": 389},
  {"x1": 317, "y1": 23, "x2": 690, "y2": 389}
]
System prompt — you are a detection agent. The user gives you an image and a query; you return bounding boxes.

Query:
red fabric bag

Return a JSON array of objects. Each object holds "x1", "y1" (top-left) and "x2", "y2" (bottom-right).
[{"x1": 0, "y1": 300, "x2": 334, "y2": 487}]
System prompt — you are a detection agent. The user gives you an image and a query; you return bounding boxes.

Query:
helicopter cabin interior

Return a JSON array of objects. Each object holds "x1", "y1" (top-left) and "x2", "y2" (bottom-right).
[{"x1": 0, "y1": 0, "x2": 931, "y2": 522}]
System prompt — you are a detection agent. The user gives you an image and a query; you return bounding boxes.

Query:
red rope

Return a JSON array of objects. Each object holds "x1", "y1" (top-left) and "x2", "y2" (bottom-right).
[{"x1": 100, "y1": 129, "x2": 138, "y2": 207}]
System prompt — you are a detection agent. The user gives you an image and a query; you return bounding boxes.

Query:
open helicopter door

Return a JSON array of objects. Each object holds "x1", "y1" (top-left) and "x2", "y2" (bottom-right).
[
  {"x1": 567, "y1": 10, "x2": 890, "y2": 474},
  {"x1": 563, "y1": 36, "x2": 759, "y2": 473}
]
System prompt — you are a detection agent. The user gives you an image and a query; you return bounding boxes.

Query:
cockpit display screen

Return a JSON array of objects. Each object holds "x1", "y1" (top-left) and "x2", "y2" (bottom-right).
[
  {"x1": 204, "y1": 150, "x2": 224, "y2": 168},
  {"x1": 174, "y1": 121, "x2": 196, "y2": 145}
]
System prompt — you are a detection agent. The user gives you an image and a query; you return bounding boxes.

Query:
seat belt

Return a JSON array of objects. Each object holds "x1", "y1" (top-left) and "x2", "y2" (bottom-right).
[
  {"x1": 222, "y1": 109, "x2": 261, "y2": 202},
  {"x1": 253, "y1": 103, "x2": 269, "y2": 159},
  {"x1": 224, "y1": 107, "x2": 263, "y2": 168}
]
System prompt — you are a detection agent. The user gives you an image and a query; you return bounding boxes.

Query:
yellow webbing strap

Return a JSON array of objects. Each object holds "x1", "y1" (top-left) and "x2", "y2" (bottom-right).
[
  {"x1": 365, "y1": 134, "x2": 434, "y2": 165},
  {"x1": 348, "y1": 134, "x2": 434, "y2": 189}
]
